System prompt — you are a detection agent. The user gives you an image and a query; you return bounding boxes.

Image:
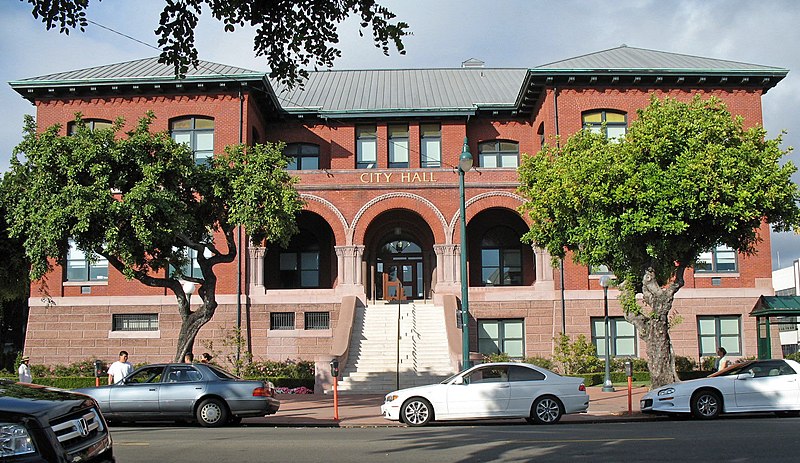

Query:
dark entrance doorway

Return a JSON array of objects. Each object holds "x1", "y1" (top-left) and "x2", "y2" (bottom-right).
[{"x1": 377, "y1": 240, "x2": 423, "y2": 301}]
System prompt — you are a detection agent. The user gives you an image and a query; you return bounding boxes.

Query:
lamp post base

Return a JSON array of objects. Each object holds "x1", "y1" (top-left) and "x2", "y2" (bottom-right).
[{"x1": 602, "y1": 380, "x2": 615, "y2": 392}]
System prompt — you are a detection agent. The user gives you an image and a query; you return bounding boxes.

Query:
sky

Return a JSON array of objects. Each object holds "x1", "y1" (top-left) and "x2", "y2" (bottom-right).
[{"x1": 2, "y1": 0, "x2": 800, "y2": 270}]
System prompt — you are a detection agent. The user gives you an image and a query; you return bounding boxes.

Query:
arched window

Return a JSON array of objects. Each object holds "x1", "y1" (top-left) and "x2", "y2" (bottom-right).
[
  {"x1": 170, "y1": 117, "x2": 214, "y2": 166},
  {"x1": 279, "y1": 231, "x2": 321, "y2": 288},
  {"x1": 480, "y1": 226, "x2": 523, "y2": 286},
  {"x1": 478, "y1": 140, "x2": 519, "y2": 168},
  {"x1": 582, "y1": 110, "x2": 627, "y2": 141},
  {"x1": 284, "y1": 143, "x2": 320, "y2": 170},
  {"x1": 68, "y1": 119, "x2": 113, "y2": 134}
]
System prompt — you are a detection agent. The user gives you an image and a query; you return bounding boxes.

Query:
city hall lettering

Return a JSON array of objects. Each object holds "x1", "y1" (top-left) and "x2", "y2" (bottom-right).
[{"x1": 360, "y1": 172, "x2": 437, "y2": 183}]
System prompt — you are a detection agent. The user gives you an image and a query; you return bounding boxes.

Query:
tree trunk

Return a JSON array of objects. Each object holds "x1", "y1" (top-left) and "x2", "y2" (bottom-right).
[
  {"x1": 174, "y1": 297, "x2": 217, "y2": 363},
  {"x1": 625, "y1": 266, "x2": 683, "y2": 388}
]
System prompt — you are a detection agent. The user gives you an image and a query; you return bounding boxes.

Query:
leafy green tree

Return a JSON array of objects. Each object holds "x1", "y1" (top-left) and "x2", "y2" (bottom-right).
[
  {"x1": 518, "y1": 95, "x2": 800, "y2": 387},
  {"x1": 23, "y1": 0, "x2": 408, "y2": 87},
  {"x1": 1, "y1": 113, "x2": 303, "y2": 362}
]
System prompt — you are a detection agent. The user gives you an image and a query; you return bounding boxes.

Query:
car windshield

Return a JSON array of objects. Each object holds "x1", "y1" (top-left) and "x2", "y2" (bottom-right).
[
  {"x1": 708, "y1": 360, "x2": 756, "y2": 377},
  {"x1": 441, "y1": 366, "x2": 472, "y2": 384}
]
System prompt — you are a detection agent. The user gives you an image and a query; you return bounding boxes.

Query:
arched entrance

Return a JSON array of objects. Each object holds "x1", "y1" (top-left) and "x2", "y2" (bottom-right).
[
  {"x1": 363, "y1": 210, "x2": 435, "y2": 302},
  {"x1": 377, "y1": 239, "x2": 423, "y2": 301}
]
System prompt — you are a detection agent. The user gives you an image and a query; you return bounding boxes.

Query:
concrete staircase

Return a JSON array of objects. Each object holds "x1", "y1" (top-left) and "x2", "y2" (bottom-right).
[{"x1": 335, "y1": 301, "x2": 455, "y2": 394}]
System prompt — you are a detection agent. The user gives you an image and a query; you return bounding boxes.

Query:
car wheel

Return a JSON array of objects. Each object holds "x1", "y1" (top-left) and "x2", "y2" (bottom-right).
[
  {"x1": 401, "y1": 397, "x2": 433, "y2": 427},
  {"x1": 196, "y1": 398, "x2": 229, "y2": 427},
  {"x1": 775, "y1": 411, "x2": 800, "y2": 418},
  {"x1": 691, "y1": 390, "x2": 721, "y2": 419},
  {"x1": 531, "y1": 396, "x2": 563, "y2": 424}
]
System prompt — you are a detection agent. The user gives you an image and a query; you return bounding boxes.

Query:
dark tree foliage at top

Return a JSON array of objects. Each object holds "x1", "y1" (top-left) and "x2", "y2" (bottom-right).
[{"x1": 23, "y1": 0, "x2": 409, "y2": 87}]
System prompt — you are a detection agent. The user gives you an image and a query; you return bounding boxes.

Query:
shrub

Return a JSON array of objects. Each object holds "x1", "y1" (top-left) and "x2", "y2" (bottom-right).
[
  {"x1": 785, "y1": 352, "x2": 800, "y2": 362},
  {"x1": 523, "y1": 356, "x2": 554, "y2": 370},
  {"x1": 674, "y1": 355, "x2": 697, "y2": 372},
  {"x1": 552, "y1": 333, "x2": 603, "y2": 374},
  {"x1": 483, "y1": 352, "x2": 513, "y2": 363},
  {"x1": 701, "y1": 356, "x2": 717, "y2": 371}
]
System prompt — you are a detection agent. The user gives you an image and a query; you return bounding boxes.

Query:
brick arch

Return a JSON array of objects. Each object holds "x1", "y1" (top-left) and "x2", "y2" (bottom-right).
[
  {"x1": 299, "y1": 194, "x2": 349, "y2": 246},
  {"x1": 449, "y1": 191, "x2": 529, "y2": 243},
  {"x1": 351, "y1": 192, "x2": 447, "y2": 245}
]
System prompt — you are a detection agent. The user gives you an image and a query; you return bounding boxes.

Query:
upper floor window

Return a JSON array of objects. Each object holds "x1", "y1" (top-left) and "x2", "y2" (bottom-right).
[
  {"x1": 388, "y1": 124, "x2": 409, "y2": 168},
  {"x1": 420, "y1": 123, "x2": 441, "y2": 168},
  {"x1": 356, "y1": 125, "x2": 377, "y2": 169},
  {"x1": 67, "y1": 239, "x2": 108, "y2": 282},
  {"x1": 171, "y1": 117, "x2": 214, "y2": 166},
  {"x1": 590, "y1": 264, "x2": 613, "y2": 275},
  {"x1": 480, "y1": 226, "x2": 523, "y2": 286},
  {"x1": 696, "y1": 245, "x2": 738, "y2": 273},
  {"x1": 285, "y1": 143, "x2": 320, "y2": 170},
  {"x1": 171, "y1": 247, "x2": 211, "y2": 279},
  {"x1": 582, "y1": 110, "x2": 627, "y2": 141},
  {"x1": 68, "y1": 119, "x2": 113, "y2": 134},
  {"x1": 478, "y1": 140, "x2": 519, "y2": 168}
]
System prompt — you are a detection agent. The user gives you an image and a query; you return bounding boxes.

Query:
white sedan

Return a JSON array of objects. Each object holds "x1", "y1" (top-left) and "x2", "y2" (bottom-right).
[
  {"x1": 641, "y1": 359, "x2": 800, "y2": 419},
  {"x1": 380, "y1": 362, "x2": 589, "y2": 426}
]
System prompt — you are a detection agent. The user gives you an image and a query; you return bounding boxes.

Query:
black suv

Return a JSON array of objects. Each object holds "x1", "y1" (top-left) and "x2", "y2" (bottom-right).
[{"x1": 0, "y1": 380, "x2": 114, "y2": 462}]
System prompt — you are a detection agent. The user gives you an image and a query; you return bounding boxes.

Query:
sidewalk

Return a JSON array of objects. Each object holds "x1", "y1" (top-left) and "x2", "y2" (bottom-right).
[{"x1": 250, "y1": 386, "x2": 658, "y2": 427}]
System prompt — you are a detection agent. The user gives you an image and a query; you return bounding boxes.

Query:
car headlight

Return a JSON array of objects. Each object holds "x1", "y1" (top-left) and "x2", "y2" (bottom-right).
[
  {"x1": 658, "y1": 388, "x2": 676, "y2": 396},
  {"x1": 385, "y1": 394, "x2": 399, "y2": 403},
  {"x1": 0, "y1": 423, "x2": 36, "y2": 457}
]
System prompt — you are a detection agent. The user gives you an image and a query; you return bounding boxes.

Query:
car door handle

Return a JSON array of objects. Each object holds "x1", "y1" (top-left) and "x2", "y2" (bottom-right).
[
  {"x1": 498, "y1": 384, "x2": 510, "y2": 388},
  {"x1": 149, "y1": 388, "x2": 157, "y2": 391}
]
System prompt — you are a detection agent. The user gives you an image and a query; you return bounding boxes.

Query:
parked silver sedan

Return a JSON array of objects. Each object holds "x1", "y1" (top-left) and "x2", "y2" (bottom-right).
[{"x1": 76, "y1": 363, "x2": 280, "y2": 427}]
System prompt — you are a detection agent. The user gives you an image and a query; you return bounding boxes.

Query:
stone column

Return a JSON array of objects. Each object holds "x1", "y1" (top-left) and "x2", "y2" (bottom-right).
[
  {"x1": 433, "y1": 244, "x2": 458, "y2": 285},
  {"x1": 335, "y1": 245, "x2": 365, "y2": 285},
  {"x1": 248, "y1": 247, "x2": 266, "y2": 286},
  {"x1": 534, "y1": 247, "x2": 554, "y2": 281}
]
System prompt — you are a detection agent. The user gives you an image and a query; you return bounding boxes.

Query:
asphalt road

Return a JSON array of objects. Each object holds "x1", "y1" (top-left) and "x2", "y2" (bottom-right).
[{"x1": 111, "y1": 416, "x2": 799, "y2": 462}]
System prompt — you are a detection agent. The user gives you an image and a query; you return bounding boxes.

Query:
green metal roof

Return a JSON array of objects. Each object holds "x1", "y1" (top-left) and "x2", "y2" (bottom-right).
[
  {"x1": 533, "y1": 45, "x2": 788, "y2": 74},
  {"x1": 750, "y1": 296, "x2": 800, "y2": 317}
]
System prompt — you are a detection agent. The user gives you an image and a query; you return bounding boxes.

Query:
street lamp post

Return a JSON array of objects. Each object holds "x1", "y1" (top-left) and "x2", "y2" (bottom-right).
[
  {"x1": 458, "y1": 137, "x2": 473, "y2": 370},
  {"x1": 599, "y1": 275, "x2": 615, "y2": 392}
]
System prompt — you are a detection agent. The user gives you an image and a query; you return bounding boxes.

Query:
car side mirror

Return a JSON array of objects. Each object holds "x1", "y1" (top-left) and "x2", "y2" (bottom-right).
[
  {"x1": 453, "y1": 376, "x2": 465, "y2": 385},
  {"x1": 738, "y1": 371, "x2": 755, "y2": 380}
]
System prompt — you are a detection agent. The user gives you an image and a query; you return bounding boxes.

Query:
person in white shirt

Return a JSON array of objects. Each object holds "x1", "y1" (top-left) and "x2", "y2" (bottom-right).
[
  {"x1": 107, "y1": 350, "x2": 133, "y2": 384},
  {"x1": 18, "y1": 356, "x2": 32, "y2": 383},
  {"x1": 716, "y1": 347, "x2": 731, "y2": 371}
]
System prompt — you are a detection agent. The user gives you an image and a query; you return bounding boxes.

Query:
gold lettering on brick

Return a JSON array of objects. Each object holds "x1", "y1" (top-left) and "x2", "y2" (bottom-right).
[{"x1": 358, "y1": 172, "x2": 438, "y2": 183}]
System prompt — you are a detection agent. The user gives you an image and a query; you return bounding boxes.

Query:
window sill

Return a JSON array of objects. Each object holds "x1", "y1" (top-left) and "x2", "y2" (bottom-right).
[
  {"x1": 693, "y1": 272, "x2": 740, "y2": 278},
  {"x1": 64, "y1": 280, "x2": 108, "y2": 286},
  {"x1": 108, "y1": 330, "x2": 160, "y2": 339}
]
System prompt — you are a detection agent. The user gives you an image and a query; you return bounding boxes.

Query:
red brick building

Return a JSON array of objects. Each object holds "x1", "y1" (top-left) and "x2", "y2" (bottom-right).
[{"x1": 11, "y1": 46, "x2": 787, "y2": 390}]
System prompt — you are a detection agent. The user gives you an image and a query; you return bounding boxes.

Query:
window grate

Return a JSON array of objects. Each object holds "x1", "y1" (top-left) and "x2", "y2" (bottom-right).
[
  {"x1": 112, "y1": 314, "x2": 158, "y2": 331},
  {"x1": 304, "y1": 312, "x2": 330, "y2": 330},
  {"x1": 270, "y1": 312, "x2": 295, "y2": 330}
]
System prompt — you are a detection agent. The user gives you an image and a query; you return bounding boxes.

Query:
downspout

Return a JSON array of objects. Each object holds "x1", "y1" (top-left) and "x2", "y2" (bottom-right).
[
  {"x1": 236, "y1": 87, "x2": 244, "y2": 368},
  {"x1": 554, "y1": 86, "x2": 566, "y2": 335}
]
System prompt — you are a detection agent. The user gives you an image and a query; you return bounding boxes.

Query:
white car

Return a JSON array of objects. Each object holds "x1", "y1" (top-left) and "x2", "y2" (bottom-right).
[
  {"x1": 641, "y1": 359, "x2": 800, "y2": 419},
  {"x1": 380, "y1": 362, "x2": 589, "y2": 426}
]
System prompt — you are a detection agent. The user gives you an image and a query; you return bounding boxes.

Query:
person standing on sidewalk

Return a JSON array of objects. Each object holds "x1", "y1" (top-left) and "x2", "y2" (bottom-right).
[
  {"x1": 18, "y1": 356, "x2": 32, "y2": 383},
  {"x1": 107, "y1": 351, "x2": 133, "y2": 384}
]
